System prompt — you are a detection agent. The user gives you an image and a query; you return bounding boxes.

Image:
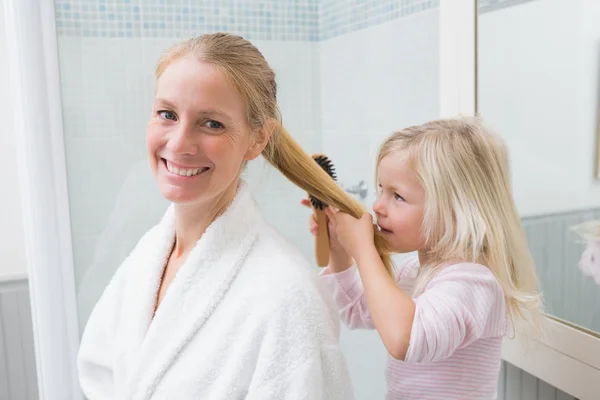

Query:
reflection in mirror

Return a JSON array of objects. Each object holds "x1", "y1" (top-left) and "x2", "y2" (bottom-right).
[
  {"x1": 479, "y1": 2, "x2": 600, "y2": 397},
  {"x1": 478, "y1": 0, "x2": 600, "y2": 336}
]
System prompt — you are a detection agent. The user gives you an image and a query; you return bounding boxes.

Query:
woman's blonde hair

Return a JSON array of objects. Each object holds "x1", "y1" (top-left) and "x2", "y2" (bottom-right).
[
  {"x1": 155, "y1": 32, "x2": 393, "y2": 274},
  {"x1": 377, "y1": 116, "x2": 543, "y2": 334}
]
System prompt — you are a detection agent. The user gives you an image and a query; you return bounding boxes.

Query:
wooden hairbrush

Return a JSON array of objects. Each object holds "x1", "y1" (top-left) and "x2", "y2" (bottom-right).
[{"x1": 309, "y1": 154, "x2": 337, "y2": 267}]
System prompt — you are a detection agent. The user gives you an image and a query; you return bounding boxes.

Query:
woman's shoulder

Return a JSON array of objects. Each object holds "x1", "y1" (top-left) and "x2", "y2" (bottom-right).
[
  {"x1": 252, "y1": 221, "x2": 313, "y2": 270},
  {"x1": 247, "y1": 223, "x2": 336, "y2": 300}
]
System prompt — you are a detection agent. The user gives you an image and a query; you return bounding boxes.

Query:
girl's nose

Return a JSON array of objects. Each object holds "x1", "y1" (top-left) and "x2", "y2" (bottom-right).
[{"x1": 373, "y1": 196, "x2": 386, "y2": 216}]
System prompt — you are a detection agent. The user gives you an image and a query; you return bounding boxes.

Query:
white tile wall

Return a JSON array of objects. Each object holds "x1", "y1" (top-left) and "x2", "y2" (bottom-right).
[{"x1": 319, "y1": 8, "x2": 439, "y2": 211}]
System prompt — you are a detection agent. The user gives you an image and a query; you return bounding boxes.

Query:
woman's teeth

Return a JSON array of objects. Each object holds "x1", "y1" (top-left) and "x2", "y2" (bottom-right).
[{"x1": 166, "y1": 160, "x2": 208, "y2": 177}]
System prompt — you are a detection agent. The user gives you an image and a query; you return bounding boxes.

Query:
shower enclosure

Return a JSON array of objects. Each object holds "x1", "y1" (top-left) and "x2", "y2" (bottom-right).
[{"x1": 5, "y1": 0, "x2": 475, "y2": 398}]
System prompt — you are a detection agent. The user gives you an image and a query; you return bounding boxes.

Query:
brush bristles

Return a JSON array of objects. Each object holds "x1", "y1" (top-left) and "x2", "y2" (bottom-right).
[{"x1": 310, "y1": 155, "x2": 337, "y2": 210}]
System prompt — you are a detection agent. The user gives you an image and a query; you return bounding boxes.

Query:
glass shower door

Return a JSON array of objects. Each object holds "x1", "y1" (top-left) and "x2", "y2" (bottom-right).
[
  {"x1": 53, "y1": 2, "x2": 443, "y2": 398},
  {"x1": 7, "y1": 0, "x2": 474, "y2": 398}
]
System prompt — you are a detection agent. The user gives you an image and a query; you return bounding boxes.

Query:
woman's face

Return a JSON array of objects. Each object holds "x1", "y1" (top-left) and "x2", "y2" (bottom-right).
[{"x1": 146, "y1": 57, "x2": 265, "y2": 206}]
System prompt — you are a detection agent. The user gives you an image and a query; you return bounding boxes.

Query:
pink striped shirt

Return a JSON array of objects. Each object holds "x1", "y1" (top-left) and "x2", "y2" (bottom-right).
[{"x1": 320, "y1": 257, "x2": 507, "y2": 400}]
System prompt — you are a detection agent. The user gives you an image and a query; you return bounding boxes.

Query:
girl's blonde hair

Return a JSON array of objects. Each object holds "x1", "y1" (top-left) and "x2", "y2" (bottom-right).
[
  {"x1": 155, "y1": 32, "x2": 393, "y2": 273},
  {"x1": 377, "y1": 116, "x2": 543, "y2": 334}
]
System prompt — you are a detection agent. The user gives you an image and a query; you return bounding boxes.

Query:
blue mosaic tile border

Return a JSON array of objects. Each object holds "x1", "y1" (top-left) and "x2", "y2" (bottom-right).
[
  {"x1": 54, "y1": 0, "x2": 439, "y2": 40},
  {"x1": 478, "y1": 0, "x2": 538, "y2": 14},
  {"x1": 54, "y1": 0, "x2": 529, "y2": 41},
  {"x1": 54, "y1": 0, "x2": 319, "y2": 41},
  {"x1": 319, "y1": 0, "x2": 439, "y2": 41}
]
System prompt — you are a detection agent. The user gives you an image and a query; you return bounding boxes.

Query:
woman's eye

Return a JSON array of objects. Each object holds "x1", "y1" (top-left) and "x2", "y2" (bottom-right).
[
  {"x1": 158, "y1": 110, "x2": 177, "y2": 121},
  {"x1": 204, "y1": 120, "x2": 224, "y2": 129}
]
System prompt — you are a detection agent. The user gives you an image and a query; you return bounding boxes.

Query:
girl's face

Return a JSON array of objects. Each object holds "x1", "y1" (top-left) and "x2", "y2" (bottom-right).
[{"x1": 373, "y1": 154, "x2": 427, "y2": 254}]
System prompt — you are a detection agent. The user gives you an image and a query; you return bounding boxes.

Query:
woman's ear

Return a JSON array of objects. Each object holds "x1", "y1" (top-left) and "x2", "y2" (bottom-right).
[{"x1": 245, "y1": 120, "x2": 275, "y2": 161}]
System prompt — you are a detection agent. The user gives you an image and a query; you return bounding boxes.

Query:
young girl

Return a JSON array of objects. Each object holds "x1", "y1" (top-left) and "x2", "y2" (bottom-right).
[{"x1": 304, "y1": 116, "x2": 543, "y2": 399}]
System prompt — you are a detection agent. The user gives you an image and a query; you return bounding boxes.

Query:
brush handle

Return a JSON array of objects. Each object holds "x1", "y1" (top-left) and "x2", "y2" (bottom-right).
[{"x1": 314, "y1": 209, "x2": 330, "y2": 267}]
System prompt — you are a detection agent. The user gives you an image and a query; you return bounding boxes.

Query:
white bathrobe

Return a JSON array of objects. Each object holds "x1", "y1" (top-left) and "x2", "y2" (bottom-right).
[{"x1": 78, "y1": 181, "x2": 354, "y2": 400}]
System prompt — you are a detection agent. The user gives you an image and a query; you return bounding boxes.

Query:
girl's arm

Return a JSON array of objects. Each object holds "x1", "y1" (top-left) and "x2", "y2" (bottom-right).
[
  {"x1": 325, "y1": 209, "x2": 415, "y2": 360},
  {"x1": 320, "y1": 257, "x2": 376, "y2": 330},
  {"x1": 305, "y1": 198, "x2": 377, "y2": 329},
  {"x1": 353, "y1": 243, "x2": 415, "y2": 360}
]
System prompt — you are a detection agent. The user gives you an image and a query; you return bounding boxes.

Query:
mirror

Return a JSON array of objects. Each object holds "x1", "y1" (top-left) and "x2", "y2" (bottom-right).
[{"x1": 477, "y1": 0, "x2": 600, "y2": 335}]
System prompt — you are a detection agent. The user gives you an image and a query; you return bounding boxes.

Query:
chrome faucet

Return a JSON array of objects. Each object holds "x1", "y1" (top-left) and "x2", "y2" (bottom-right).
[{"x1": 342, "y1": 180, "x2": 368, "y2": 200}]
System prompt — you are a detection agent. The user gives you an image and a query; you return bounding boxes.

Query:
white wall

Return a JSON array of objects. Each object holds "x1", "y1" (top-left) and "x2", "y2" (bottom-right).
[
  {"x1": 0, "y1": 0, "x2": 27, "y2": 280},
  {"x1": 479, "y1": 0, "x2": 600, "y2": 217},
  {"x1": 319, "y1": 9, "x2": 440, "y2": 399},
  {"x1": 55, "y1": 37, "x2": 321, "y2": 328}
]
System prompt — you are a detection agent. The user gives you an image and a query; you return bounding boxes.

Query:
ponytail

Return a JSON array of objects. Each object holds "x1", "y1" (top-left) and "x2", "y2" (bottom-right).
[{"x1": 262, "y1": 124, "x2": 394, "y2": 276}]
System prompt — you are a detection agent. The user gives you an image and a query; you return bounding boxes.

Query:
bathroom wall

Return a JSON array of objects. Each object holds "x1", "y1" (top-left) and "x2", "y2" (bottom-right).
[{"x1": 0, "y1": 0, "x2": 27, "y2": 280}]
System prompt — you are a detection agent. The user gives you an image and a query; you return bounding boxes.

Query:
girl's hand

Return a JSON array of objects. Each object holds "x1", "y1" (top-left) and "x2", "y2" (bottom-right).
[
  {"x1": 300, "y1": 198, "x2": 344, "y2": 252},
  {"x1": 301, "y1": 199, "x2": 353, "y2": 271},
  {"x1": 324, "y1": 208, "x2": 375, "y2": 260}
]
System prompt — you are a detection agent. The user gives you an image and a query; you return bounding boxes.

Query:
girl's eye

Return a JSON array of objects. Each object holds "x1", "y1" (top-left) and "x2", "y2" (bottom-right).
[
  {"x1": 158, "y1": 110, "x2": 177, "y2": 121},
  {"x1": 394, "y1": 193, "x2": 405, "y2": 201},
  {"x1": 204, "y1": 120, "x2": 224, "y2": 129}
]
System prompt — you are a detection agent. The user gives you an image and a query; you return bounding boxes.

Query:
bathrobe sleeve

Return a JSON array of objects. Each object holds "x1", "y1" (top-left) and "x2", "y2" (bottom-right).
[
  {"x1": 77, "y1": 257, "x2": 130, "y2": 399},
  {"x1": 246, "y1": 280, "x2": 354, "y2": 400}
]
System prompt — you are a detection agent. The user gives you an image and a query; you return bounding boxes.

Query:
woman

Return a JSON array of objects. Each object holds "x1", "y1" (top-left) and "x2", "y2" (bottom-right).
[{"x1": 77, "y1": 33, "x2": 380, "y2": 400}]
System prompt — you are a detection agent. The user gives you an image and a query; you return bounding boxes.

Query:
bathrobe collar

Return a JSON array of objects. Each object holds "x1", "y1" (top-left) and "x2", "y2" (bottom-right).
[{"x1": 117, "y1": 180, "x2": 261, "y2": 400}]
